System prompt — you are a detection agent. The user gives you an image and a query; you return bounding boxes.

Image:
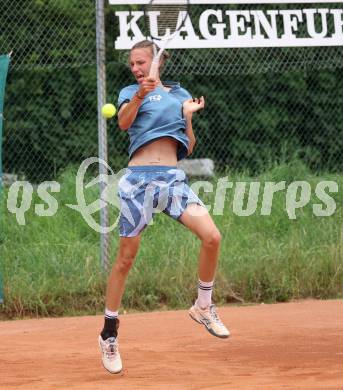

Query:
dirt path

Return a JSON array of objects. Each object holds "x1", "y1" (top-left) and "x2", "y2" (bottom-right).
[{"x1": 1, "y1": 300, "x2": 343, "y2": 389}]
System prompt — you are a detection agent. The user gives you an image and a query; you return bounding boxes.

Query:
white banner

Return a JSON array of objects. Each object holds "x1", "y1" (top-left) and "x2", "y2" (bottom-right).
[{"x1": 113, "y1": 6, "x2": 343, "y2": 49}]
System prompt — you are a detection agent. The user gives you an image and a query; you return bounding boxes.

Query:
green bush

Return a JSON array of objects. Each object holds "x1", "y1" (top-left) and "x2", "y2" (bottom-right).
[{"x1": 1, "y1": 1, "x2": 343, "y2": 181}]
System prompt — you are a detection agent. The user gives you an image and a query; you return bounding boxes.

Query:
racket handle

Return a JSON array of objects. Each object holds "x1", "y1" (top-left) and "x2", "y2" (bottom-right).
[{"x1": 149, "y1": 58, "x2": 159, "y2": 79}]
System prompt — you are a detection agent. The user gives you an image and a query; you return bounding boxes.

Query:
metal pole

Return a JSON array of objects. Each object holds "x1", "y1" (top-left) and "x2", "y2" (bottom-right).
[{"x1": 95, "y1": 0, "x2": 109, "y2": 271}]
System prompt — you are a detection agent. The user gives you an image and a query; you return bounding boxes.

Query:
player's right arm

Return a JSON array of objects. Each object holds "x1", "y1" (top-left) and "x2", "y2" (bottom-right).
[
  {"x1": 118, "y1": 77, "x2": 157, "y2": 131},
  {"x1": 118, "y1": 95, "x2": 143, "y2": 131}
]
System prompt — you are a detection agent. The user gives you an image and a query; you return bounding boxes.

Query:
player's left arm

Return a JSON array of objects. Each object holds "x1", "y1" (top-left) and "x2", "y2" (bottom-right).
[{"x1": 183, "y1": 96, "x2": 205, "y2": 156}]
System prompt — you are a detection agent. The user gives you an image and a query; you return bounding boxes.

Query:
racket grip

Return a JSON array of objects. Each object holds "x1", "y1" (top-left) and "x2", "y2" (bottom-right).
[{"x1": 149, "y1": 59, "x2": 159, "y2": 79}]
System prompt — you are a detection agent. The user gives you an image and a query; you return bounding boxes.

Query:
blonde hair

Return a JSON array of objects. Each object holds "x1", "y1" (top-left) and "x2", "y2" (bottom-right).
[{"x1": 130, "y1": 40, "x2": 170, "y2": 72}]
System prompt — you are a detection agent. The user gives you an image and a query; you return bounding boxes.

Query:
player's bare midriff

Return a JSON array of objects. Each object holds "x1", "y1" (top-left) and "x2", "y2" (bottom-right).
[{"x1": 128, "y1": 137, "x2": 179, "y2": 166}]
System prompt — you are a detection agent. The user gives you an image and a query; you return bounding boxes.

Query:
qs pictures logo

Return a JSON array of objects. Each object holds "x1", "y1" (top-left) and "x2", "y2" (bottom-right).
[
  {"x1": 5, "y1": 157, "x2": 340, "y2": 233},
  {"x1": 65, "y1": 157, "x2": 127, "y2": 233},
  {"x1": 5, "y1": 158, "x2": 129, "y2": 233}
]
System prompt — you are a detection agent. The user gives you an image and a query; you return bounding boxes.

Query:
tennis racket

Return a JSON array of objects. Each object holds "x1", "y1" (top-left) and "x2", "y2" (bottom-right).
[{"x1": 144, "y1": 0, "x2": 189, "y2": 79}]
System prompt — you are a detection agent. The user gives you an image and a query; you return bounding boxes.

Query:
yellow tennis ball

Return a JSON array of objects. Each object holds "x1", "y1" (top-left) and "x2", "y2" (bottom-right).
[{"x1": 101, "y1": 103, "x2": 117, "y2": 119}]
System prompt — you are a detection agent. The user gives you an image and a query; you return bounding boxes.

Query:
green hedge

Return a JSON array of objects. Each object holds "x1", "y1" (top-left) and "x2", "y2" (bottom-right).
[{"x1": 1, "y1": 1, "x2": 343, "y2": 181}]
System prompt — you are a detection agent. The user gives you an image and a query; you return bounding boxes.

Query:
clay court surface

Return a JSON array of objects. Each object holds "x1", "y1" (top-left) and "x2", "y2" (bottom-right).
[{"x1": 1, "y1": 300, "x2": 343, "y2": 390}]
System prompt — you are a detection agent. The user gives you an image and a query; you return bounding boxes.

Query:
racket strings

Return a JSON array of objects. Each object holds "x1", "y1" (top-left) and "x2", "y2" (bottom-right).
[{"x1": 145, "y1": 4, "x2": 188, "y2": 38}]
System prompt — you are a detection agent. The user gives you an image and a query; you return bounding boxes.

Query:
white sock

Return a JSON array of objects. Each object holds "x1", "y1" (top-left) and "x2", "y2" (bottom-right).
[
  {"x1": 197, "y1": 279, "x2": 214, "y2": 309},
  {"x1": 105, "y1": 308, "x2": 118, "y2": 319}
]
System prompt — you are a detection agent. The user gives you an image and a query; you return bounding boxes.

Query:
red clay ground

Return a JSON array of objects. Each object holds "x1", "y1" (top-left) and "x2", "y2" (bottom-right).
[{"x1": 1, "y1": 300, "x2": 343, "y2": 390}]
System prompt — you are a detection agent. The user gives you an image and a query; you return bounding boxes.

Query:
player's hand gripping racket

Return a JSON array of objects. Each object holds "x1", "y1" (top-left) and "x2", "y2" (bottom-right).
[{"x1": 144, "y1": 0, "x2": 189, "y2": 79}]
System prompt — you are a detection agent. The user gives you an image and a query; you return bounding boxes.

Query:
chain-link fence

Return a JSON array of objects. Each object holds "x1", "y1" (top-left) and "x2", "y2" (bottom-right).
[
  {"x1": 1, "y1": 1, "x2": 98, "y2": 182},
  {"x1": 1, "y1": 1, "x2": 343, "y2": 184}
]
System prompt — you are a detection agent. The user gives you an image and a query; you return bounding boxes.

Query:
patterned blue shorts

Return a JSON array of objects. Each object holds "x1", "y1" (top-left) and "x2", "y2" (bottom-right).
[{"x1": 117, "y1": 165, "x2": 204, "y2": 237}]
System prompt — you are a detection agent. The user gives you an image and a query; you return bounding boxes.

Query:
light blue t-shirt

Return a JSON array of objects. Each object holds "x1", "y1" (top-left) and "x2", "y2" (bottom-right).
[{"x1": 118, "y1": 81, "x2": 192, "y2": 161}]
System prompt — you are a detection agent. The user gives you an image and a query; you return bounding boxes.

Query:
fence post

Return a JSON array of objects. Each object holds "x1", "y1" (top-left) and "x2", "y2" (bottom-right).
[{"x1": 96, "y1": 0, "x2": 109, "y2": 272}]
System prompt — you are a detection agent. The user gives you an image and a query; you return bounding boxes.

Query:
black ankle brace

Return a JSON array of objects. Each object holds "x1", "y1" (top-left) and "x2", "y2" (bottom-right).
[{"x1": 101, "y1": 317, "x2": 120, "y2": 340}]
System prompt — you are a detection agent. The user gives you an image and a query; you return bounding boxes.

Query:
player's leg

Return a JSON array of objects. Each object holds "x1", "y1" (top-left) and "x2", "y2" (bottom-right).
[
  {"x1": 179, "y1": 204, "x2": 230, "y2": 338},
  {"x1": 105, "y1": 235, "x2": 141, "y2": 313},
  {"x1": 99, "y1": 166, "x2": 157, "y2": 373},
  {"x1": 99, "y1": 235, "x2": 141, "y2": 374},
  {"x1": 161, "y1": 168, "x2": 227, "y2": 337},
  {"x1": 180, "y1": 204, "x2": 220, "y2": 283}
]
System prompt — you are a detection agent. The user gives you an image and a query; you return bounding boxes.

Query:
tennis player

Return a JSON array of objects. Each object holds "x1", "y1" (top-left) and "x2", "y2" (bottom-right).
[{"x1": 99, "y1": 40, "x2": 229, "y2": 374}]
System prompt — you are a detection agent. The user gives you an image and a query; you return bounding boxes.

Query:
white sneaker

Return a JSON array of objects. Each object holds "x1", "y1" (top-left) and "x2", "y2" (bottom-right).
[
  {"x1": 189, "y1": 301, "x2": 230, "y2": 338},
  {"x1": 98, "y1": 335, "x2": 122, "y2": 374}
]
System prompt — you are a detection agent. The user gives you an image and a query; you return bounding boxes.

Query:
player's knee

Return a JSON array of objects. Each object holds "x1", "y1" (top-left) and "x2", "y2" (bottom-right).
[
  {"x1": 202, "y1": 229, "x2": 221, "y2": 248},
  {"x1": 115, "y1": 253, "x2": 136, "y2": 275}
]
